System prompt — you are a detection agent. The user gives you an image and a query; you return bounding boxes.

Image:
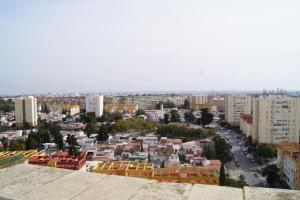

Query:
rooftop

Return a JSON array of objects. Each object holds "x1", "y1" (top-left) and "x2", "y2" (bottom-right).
[{"x1": 1, "y1": 163, "x2": 300, "y2": 200}]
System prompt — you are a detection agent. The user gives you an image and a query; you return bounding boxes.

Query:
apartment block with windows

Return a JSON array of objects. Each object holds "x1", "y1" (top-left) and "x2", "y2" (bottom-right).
[
  {"x1": 15, "y1": 96, "x2": 38, "y2": 127},
  {"x1": 225, "y1": 96, "x2": 252, "y2": 126},
  {"x1": 251, "y1": 96, "x2": 300, "y2": 144}
]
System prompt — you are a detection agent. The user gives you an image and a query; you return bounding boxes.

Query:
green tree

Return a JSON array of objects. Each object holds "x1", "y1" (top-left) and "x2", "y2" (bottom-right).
[
  {"x1": 213, "y1": 135, "x2": 232, "y2": 163},
  {"x1": 203, "y1": 144, "x2": 215, "y2": 159},
  {"x1": 199, "y1": 108, "x2": 213, "y2": 127},
  {"x1": 111, "y1": 112, "x2": 123, "y2": 121},
  {"x1": 99, "y1": 109, "x2": 110, "y2": 122},
  {"x1": 219, "y1": 163, "x2": 226, "y2": 186},
  {"x1": 136, "y1": 109, "x2": 146, "y2": 117},
  {"x1": 49, "y1": 122, "x2": 64, "y2": 150},
  {"x1": 183, "y1": 99, "x2": 190, "y2": 109},
  {"x1": 170, "y1": 110, "x2": 181, "y2": 123},
  {"x1": 68, "y1": 145, "x2": 79, "y2": 156},
  {"x1": 0, "y1": 137, "x2": 9, "y2": 150},
  {"x1": 85, "y1": 121, "x2": 97, "y2": 137},
  {"x1": 66, "y1": 134, "x2": 78, "y2": 146},
  {"x1": 163, "y1": 113, "x2": 170, "y2": 124},
  {"x1": 9, "y1": 139, "x2": 26, "y2": 151},
  {"x1": 256, "y1": 144, "x2": 275, "y2": 159},
  {"x1": 184, "y1": 111, "x2": 195, "y2": 123},
  {"x1": 262, "y1": 164, "x2": 279, "y2": 187}
]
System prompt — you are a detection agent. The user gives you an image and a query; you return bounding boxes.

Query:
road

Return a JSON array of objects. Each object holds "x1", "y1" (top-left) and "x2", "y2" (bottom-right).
[{"x1": 217, "y1": 128, "x2": 266, "y2": 186}]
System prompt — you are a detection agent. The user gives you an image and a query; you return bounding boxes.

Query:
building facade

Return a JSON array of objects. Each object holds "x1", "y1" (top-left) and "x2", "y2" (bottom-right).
[
  {"x1": 86, "y1": 95, "x2": 104, "y2": 117},
  {"x1": 225, "y1": 96, "x2": 252, "y2": 126},
  {"x1": 277, "y1": 142, "x2": 300, "y2": 190},
  {"x1": 15, "y1": 96, "x2": 38, "y2": 127},
  {"x1": 251, "y1": 96, "x2": 300, "y2": 144}
]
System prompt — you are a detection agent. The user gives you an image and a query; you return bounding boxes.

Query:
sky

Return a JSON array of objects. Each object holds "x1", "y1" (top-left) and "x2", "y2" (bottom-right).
[{"x1": 1, "y1": 0, "x2": 300, "y2": 95}]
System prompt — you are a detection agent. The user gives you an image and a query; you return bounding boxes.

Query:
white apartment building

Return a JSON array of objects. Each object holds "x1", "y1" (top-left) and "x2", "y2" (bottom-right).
[
  {"x1": 15, "y1": 96, "x2": 38, "y2": 127},
  {"x1": 86, "y1": 95, "x2": 104, "y2": 117},
  {"x1": 249, "y1": 95, "x2": 300, "y2": 144},
  {"x1": 225, "y1": 96, "x2": 252, "y2": 126}
]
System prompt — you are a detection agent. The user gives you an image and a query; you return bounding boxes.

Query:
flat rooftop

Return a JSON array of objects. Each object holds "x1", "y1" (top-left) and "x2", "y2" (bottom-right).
[{"x1": 0, "y1": 163, "x2": 300, "y2": 200}]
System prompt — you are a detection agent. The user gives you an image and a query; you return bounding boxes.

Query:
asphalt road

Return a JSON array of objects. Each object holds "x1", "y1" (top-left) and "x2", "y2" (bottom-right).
[{"x1": 217, "y1": 128, "x2": 265, "y2": 186}]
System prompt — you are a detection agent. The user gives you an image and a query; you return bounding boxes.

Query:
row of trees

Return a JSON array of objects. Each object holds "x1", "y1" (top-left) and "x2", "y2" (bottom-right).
[
  {"x1": 184, "y1": 108, "x2": 214, "y2": 127},
  {"x1": 157, "y1": 123, "x2": 208, "y2": 141},
  {"x1": 0, "y1": 98, "x2": 14, "y2": 113}
]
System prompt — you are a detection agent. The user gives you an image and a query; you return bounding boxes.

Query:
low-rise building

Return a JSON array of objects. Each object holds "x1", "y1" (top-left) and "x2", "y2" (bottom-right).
[{"x1": 277, "y1": 142, "x2": 300, "y2": 190}]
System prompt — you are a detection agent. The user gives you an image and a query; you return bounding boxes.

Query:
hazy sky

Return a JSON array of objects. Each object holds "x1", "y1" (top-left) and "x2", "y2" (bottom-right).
[{"x1": 1, "y1": 0, "x2": 300, "y2": 95}]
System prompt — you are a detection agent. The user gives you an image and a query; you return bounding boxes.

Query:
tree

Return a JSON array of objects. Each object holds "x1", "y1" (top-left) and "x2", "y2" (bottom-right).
[
  {"x1": 136, "y1": 109, "x2": 146, "y2": 117},
  {"x1": 256, "y1": 144, "x2": 275, "y2": 159},
  {"x1": 49, "y1": 122, "x2": 64, "y2": 150},
  {"x1": 178, "y1": 154, "x2": 186, "y2": 163},
  {"x1": 0, "y1": 137, "x2": 8, "y2": 150},
  {"x1": 66, "y1": 134, "x2": 77, "y2": 146},
  {"x1": 184, "y1": 111, "x2": 195, "y2": 123},
  {"x1": 111, "y1": 112, "x2": 123, "y2": 121},
  {"x1": 99, "y1": 109, "x2": 110, "y2": 122},
  {"x1": 219, "y1": 163, "x2": 226, "y2": 186},
  {"x1": 25, "y1": 131, "x2": 39, "y2": 150},
  {"x1": 203, "y1": 144, "x2": 215, "y2": 159},
  {"x1": 213, "y1": 135, "x2": 232, "y2": 163},
  {"x1": 183, "y1": 99, "x2": 190, "y2": 109},
  {"x1": 199, "y1": 108, "x2": 213, "y2": 127},
  {"x1": 85, "y1": 121, "x2": 97, "y2": 137},
  {"x1": 262, "y1": 164, "x2": 279, "y2": 187},
  {"x1": 163, "y1": 113, "x2": 170, "y2": 124},
  {"x1": 97, "y1": 123, "x2": 111, "y2": 142},
  {"x1": 170, "y1": 110, "x2": 181, "y2": 123},
  {"x1": 68, "y1": 145, "x2": 79, "y2": 156},
  {"x1": 9, "y1": 139, "x2": 26, "y2": 151}
]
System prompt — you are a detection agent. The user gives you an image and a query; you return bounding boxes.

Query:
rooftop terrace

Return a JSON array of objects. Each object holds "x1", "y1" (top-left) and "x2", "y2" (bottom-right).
[{"x1": 0, "y1": 163, "x2": 300, "y2": 200}]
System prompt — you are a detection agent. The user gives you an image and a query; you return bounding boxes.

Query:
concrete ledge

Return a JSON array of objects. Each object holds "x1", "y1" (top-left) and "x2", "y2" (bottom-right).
[{"x1": 1, "y1": 164, "x2": 300, "y2": 200}]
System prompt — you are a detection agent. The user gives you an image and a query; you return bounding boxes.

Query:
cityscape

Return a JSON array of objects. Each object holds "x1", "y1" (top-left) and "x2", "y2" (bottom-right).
[{"x1": 1, "y1": 1, "x2": 300, "y2": 200}]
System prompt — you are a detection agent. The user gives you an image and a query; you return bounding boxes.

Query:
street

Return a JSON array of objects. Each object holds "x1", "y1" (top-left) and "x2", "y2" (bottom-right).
[{"x1": 217, "y1": 128, "x2": 266, "y2": 186}]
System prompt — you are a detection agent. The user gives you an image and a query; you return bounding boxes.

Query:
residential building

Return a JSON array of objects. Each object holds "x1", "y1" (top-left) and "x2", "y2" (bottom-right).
[
  {"x1": 277, "y1": 142, "x2": 300, "y2": 190},
  {"x1": 251, "y1": 95, "x2": 300, "y2": 144},
  {"x1": 104, "y1": 103, "x2": 138, "y2": 114},
  {"x1": 225, "y1": 96, "x2": 252, "y2": 126},
  {"x1": 15, "y1": 96, "x2": 38, "y2": 127},
  {"x1": 86, "y1": 95, "x2": 104, "y2": 117},
  {"x1": 48, "y1": 103, "x2": 80, "y2": 116}
]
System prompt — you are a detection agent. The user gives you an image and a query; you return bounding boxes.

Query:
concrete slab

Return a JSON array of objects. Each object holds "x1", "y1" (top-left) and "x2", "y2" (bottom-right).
[
  {"x1": 0, "y1": 164, "x2": 72, "y2": 199},
  {"x1": 130, "y1": 182, "x2": 191, "y2": 200},
  {"x1": 244, "y1": 187, "x2": 300, "y2": 200},
  {"x1": 188, "y1": 184, "x2": 243, "y2": 200},
  {"x1": 23, "y1": 170, "x2": 107, "y2": 200},
  {"x1": 72, "y1": 175, "x2": 150, "y2": 200}
]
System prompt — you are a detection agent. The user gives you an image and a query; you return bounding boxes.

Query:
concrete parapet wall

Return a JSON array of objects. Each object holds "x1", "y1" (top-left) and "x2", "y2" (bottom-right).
[{"x1": 0, "y1": 163, "x2": 299, "y2": 200}]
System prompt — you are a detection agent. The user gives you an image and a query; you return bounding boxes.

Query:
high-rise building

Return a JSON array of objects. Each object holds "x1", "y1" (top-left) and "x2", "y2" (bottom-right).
[
  {"x1": 251, "y1": 95, "x2": 300, "y2": 144},
  {"x1": 15, "y1": 96, "x2": 38, "y2": 127},
  {"x1": 86, "y1": 95, "x2": 103, "y2": 117},
  {"x1": 225, "y1": 96, "x2": 252, "y2": 126}
]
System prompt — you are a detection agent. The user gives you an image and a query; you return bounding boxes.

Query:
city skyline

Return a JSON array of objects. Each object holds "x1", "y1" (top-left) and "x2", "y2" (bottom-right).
[{"x1": 1, "y1": 0, "x2": 300, "y2": 95}]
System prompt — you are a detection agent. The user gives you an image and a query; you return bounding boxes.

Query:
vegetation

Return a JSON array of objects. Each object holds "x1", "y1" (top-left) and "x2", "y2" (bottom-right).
[
  {"x1": 197, "y1": 108, "x2": 213, "y2": 127},
  {"x1": 113, "y1": 118, "x2": 156, "y2": 133},
  {"x1": 170, "y1": 110, "x2": 181, "y2": 123},
  {"x1": 255, "y1": 144, "x2": 276, "y2": 164},
  {"x1": 178, "y1": 154, "x2": 187, "y2": 163},
  {"x1": 156, "y1": 100, "x2": 176, "y2": 109},
  {"x1": 219, "y1": 163, "x2": 226, "y2": 186},
  {"x1": 0, "y1": 137, "x2": 8, "y2": 150},
  {"x1": 182, "y1": 99, "x2": 190, "y2": 109},
  {"x1": 224, "y1": 179, "x2": 248, "y2": 188},
  {"x1": 262, "y1": 164, "x2": 279, "y2": 187},
  {"x1": 213, "y1": 135, "x2": 232, "y2": 163},
  {"x1": 135, "y1": 109, "x2": 146, "y2": 117},
  {"x1": 163, "y1": 113, "x2": 170, "y2": 124},
  {"x1": 9, "y1": 139, "x2": 26, "y2": 151},
  {"x1": 184, "y1": 110, "x2": 195, "y2": 123},
  {"x1": 203, "y1": 135, "x2": 232, "y2": 163},
  {"x1": 0, "y1": 98, "x2": 14, "y2": 112},
  {"x1": 203, "y1": 144, "x2": 215, "y2": 159},
  {"x1": 157, "y1": 123, "x2": 207, "y2": 141}
]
